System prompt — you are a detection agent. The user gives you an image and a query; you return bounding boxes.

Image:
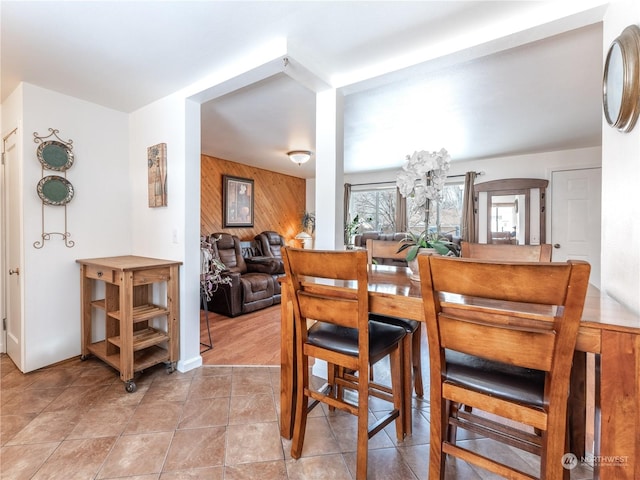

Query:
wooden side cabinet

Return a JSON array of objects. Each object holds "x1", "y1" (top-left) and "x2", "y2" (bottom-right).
[{"x1": 76, "y1": 255, "x2": 182, "y2": 392}]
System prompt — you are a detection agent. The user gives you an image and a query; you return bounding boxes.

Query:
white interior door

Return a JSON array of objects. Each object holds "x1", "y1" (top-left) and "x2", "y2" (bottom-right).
[
  {"x1": 0, "y1": 138, "x2": 4, "y2": 353},
  {"x1": 551, "y1": 167, "x2": 601, "y2": 288},
  {"x1": 3, "y1": 130, "x2": 24, "y2": 369}
]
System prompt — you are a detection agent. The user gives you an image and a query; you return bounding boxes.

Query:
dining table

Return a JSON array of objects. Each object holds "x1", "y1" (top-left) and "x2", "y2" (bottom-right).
[{"x1": 279, "y1": 264, "x2": 640, "y2": 480}]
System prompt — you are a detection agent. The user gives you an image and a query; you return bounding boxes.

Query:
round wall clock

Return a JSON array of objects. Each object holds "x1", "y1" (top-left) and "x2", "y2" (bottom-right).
[{"x1": 603, "y1": 24, "x2": 640, "y2": 132}]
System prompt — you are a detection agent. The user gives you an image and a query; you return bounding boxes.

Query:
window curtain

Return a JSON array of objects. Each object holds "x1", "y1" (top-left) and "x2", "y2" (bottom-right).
[
  {"x1": 395, "y1": 187, "x2": 407, "y2": 233},
  {"x1": 461, "y1": 171, "x2": 477, "y2": 242},
  {"x1": 343, "y1": 183, "x2": 352, "y2": 244}
]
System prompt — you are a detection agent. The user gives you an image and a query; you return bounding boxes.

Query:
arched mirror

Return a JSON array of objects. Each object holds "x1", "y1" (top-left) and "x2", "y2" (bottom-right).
[{"x1": 474, "y1": 178, "x2": 548, "y2": 245}]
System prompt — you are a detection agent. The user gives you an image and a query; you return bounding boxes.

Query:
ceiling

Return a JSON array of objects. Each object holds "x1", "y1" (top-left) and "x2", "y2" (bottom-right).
[{"x1": 2, "y1": 1, "x2": 608, "y2": 179}]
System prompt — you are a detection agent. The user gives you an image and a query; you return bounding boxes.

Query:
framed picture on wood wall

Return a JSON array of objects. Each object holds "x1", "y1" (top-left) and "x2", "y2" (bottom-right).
[{"x1": 223, "y1": 175, "x2": 254, "y2": 227}]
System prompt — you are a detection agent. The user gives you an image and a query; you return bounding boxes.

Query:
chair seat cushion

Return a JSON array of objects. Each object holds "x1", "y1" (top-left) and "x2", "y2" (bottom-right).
[
  {"x1": 445, "y1": 350, "x2": 545, "y2": 407},
  {"x1": 307, "y1": 318, "x2": 406, "y2": 359},
  {"x1": 368, "y1": 313, "x2": 419, "y2": 333}
]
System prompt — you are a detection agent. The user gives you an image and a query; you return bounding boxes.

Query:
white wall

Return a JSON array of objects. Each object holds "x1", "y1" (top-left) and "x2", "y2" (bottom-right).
[
  {"x1": 129, "y1": 93, "x2": 202, "y2": 373},
  {"x1": 8, "y1": 83, "x2": 130, "y2": 371},
  {"x1": 601, "y1": 1, "x2": 640, "y2": 313},
  {"x1": 344, "y1": 146, "x2": 601, "y2": 185}
]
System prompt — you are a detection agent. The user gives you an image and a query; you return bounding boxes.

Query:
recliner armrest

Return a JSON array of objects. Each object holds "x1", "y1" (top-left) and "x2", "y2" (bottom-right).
[
  {"x1": 221, "y1": 271, "x2": 241, "y2": 284},
  {"x1": 245, "y1": 256, "x2": 281, "y2": 274}
]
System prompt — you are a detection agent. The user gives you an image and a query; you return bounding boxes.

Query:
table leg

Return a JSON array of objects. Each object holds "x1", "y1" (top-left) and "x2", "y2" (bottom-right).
[
  {"x1": 280, "y1": 286, "x2": 295, "y2": 439},
  {"x1": 569, "y1": 351, "x2": 587, "y2": 458},
  {"x1": 597, "y1": 330, "x2": 640, "y2": 479}
]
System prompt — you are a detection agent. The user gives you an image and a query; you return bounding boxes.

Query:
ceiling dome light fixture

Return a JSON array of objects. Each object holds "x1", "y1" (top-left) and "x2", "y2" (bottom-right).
[{"x1": 287, "y1": 150, "x2": 312, "y2": 166}]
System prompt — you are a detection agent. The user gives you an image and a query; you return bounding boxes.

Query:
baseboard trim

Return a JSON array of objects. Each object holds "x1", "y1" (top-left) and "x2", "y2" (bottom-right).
[{"x1": 178, "y1": 355, "x2": 203, "y2": 373}]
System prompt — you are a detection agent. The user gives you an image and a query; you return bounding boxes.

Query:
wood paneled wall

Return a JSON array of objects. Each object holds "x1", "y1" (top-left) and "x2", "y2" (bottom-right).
[{"x1": 201, "y1": 154, "x2": 306, "y2": 245}]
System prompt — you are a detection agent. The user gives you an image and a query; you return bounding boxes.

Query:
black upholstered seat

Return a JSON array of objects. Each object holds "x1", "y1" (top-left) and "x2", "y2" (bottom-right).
[
  {"x1": 307, "y1": 319, "x2": 406, "y2": 359},
  {"x1": 445, "y1": 350, "x2": 545, "y2": 407}
]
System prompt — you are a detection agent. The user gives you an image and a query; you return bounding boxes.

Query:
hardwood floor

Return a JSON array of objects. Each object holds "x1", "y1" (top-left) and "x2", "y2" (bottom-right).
[{"x1": 199, "y1": 304, "x2": 281, "y2": 366}]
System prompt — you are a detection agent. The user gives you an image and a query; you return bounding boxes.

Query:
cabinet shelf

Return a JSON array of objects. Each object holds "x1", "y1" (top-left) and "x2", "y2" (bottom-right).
[
  {"x1": 87, "y1": 341, "x2": 170, "y2": 373},
  {"x1": 108, "y1": 304, "x2": 169, "y2": 323},
  {"x1": 91, "y1": 299, "x2": 105, "y2": 310},
  {"x1": 108, "y1": 327, "x2": 169, "y2": 351}
]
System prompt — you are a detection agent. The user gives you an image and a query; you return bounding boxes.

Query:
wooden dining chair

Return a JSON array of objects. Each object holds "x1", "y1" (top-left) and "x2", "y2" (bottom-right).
[
  {"x1": 366, "y1": 238, "x2": 424, "y2": 434},
  {"x1": 282, "y1": 247, "x2": 407, "y2": 480},
  {"x1": 417, "y1": 255, "x2": 590, "y2": 480},
  {"x1": 458, "y1": 241, "x2": 554, "y2": 430},
  {"x1": 460, "y1": 241, "x2": 553, "y2": 262}
]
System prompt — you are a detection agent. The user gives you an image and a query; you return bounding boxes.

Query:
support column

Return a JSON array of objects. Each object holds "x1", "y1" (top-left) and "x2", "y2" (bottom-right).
[{"x1": 314, "y1": 88, "x2": 344, "y2": 250}]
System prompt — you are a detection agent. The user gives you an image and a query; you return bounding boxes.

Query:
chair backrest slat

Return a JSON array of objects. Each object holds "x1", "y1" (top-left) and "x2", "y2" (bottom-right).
[
  {"x1": 298, "y1": 292, "x2": 360, "y2": 328},
  {"x1": 366, "y1": 239, "x2": 406, "y2": 265},
  {"x1": 439, "y1": 313, "x2": 555, "y2": 371},
  {"x1": 429, "y1": 257, "x2": 571, "y2": 305},
  {"x1": 461, "y1": 241, "x2": 552, "y2": 262}
]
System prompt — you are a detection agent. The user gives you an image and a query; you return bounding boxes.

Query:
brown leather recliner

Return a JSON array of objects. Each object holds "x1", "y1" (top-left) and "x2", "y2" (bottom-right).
[
  {"x1": 254, "y1": 231, "x2": 286, "y2": 274},
  {"x1": 206, "y1": 233, "x2": 280, "y2": 317},
  {"x1": 252, "y1": 231, "x2": 287, "y2": 302}
]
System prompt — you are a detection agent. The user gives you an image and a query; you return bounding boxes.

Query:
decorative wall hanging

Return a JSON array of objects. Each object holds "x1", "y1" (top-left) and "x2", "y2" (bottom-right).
[
  {"x1": 33, "y1": 128, "x2": 75, "y2": 248},
  {"x1": 148, "y1": 143, "x2": 168, "y2": 207},
  {"x1": 223, "y1": 175, "x2": 254, "y2": 227},
  {"x1": 603, "y1": 24, "x2": 640, "y2": 132}
]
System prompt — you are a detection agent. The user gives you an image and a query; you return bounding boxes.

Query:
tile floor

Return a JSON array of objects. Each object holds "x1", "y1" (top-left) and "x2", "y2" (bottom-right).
[{"x1": 1, "y1": 354, "x2": 594, "y2": 479}]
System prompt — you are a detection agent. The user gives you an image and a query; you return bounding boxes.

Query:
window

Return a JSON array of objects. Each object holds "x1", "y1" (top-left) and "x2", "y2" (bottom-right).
[
  {"x1": 349, "y1": 185, "x2": 397, "y2": 233},
  {"x1": 348, "y1": 181, "x2": 464, "y2": 237},
  {"x1": 406, "y1": 182, "x2": 464, "y2": 237}
]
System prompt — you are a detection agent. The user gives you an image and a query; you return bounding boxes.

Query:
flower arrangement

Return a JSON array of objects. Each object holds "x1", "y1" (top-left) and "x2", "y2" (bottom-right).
[
  {"x1": 395, "y1": 148, "x2": 451, "y2": 260},
  {"x1": 200, "y1": 235, "x2": 232, "y2": 301},
  {"x1": 396, "y1": 148, "x2": 451, "y2": 216}
]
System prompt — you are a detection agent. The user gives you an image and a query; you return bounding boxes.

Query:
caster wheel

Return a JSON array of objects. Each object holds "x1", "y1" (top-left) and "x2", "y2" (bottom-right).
[
  {"x1": 125, "y1": 381, "x2": 137, "y2": 393},
  {"x1": 80, "y1": 355, "x2": 88, "y2": 361},
  {"x1": 166, "y1": 363, "x2": 176, "y2": 374}
]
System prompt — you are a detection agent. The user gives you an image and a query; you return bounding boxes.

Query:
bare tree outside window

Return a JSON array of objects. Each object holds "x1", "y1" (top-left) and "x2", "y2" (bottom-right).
[
  {"x1": 407, "y1": 183, "x2": 463, "y2": 236},
  {"x1": 439, "y1": 183, "x2": 464, "y2": 237},
  {"x1": 350, "y1": 187, "x2": 396, "y2": 233}
]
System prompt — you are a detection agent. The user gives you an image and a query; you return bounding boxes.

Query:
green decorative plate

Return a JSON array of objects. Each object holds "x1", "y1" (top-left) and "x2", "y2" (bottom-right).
[
  {"x1": 37, "y1": 176, "x2": 74, "y2": 206},
  {"x1": 37, "y1": 140, "x2": 74, "y2": 171}
]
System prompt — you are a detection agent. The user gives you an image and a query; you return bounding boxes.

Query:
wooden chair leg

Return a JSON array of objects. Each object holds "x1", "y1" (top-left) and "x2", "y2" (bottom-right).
[
  {"x1": 390, "y1": 345, "x2": 405, "y2": 442},
  {"x1": 429, "y1": 392, "x2": 447, "y2": 480},
  {"x1": 401, "y1": 335, "x2": 413, "y2": 436},
  {"x1": 291, "y1": 353, "x2": 309, "y2": 459},
  {"x1": 412, "y1": 324, "x2": 424, "y2": 398},
  {"x1": 328, "y1": 363, "x2": 338, "y2": 412},
  {"x1": 541, "y1": 410, "x2": 568, "y2": 480},
  {"x1": 563, "y1": 423, "x2": 571, "y2": 480},
  {"x1": 447, "y1": 401, "x2": 460, "y2": 444},
  {"x1": 356, "y1": 366, "x2": 370, "y2": 480}
]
